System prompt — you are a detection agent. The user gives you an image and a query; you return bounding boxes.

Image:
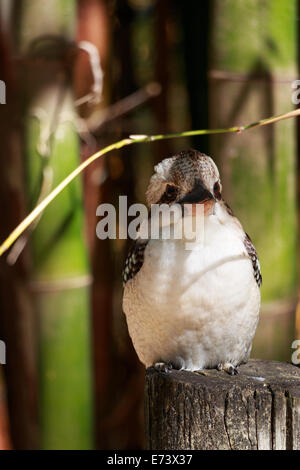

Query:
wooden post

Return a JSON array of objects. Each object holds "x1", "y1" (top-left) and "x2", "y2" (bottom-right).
[{"x1": 145, "y1": 359, "x2": 300, "y2": 450}]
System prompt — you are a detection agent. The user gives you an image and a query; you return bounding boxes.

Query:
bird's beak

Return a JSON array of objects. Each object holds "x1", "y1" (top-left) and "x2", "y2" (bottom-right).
[{"x1": 178, "y1": 182, "x2": 214, "y2": 205}]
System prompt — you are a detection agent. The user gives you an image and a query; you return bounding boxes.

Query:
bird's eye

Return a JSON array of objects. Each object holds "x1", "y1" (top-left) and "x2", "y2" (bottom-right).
[
  {"x1": 164, "y1": 184, "x2": 178, "y2": 201},
  {"x1": 213, "y1": 181, "x2": 221, "y2": 199},
  {"x1": 166, "y1": 184, "x2": 177, "y2": 196}
]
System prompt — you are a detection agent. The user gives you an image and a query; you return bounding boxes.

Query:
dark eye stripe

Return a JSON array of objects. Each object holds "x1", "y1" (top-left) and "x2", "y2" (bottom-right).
[
  {"x1": 166, "y1": 184, "x2": 177, "y2": 195},
  {"x1": 213, "y1": 182, "x2": 221, "y2": 199},
  {"x1": 158, "y1": 184, "x2": 178, "y2": 204}
]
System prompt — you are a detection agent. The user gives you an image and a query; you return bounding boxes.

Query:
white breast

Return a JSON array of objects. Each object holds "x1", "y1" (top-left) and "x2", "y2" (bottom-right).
[{"x1": 123, "y1": 207, "x2": 261, "y2": 371}]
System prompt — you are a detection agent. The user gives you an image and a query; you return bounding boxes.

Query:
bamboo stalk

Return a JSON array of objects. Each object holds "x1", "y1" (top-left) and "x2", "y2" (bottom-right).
[
  {"x1": 18, "y1": 0, "x2": 93, "y2": 449},
  {"x1": 0, "y1": 367, "x2": 12, "y2": 450}
]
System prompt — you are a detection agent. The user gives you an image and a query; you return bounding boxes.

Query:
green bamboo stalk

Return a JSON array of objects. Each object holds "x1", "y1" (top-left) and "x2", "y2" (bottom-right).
[{"x1": 19, "y1": 0, "x2": 93, "y2": 449}]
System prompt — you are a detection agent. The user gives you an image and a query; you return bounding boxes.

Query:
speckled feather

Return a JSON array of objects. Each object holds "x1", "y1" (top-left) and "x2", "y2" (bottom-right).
[
  {"x1": 123, "y1": 239, "x2": 148, "y2": 286},
  {"x1": 244, "y1": 233, "x2": 262, "y2": 287}
]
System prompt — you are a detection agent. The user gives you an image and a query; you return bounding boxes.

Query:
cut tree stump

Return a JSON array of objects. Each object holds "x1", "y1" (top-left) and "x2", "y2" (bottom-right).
[{"x1": 144, "y1": 359, "x2": 300, "y2": 450}]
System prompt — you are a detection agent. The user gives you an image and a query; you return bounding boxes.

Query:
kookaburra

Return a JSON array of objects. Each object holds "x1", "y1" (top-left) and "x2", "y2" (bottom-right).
[{"x1": 122, "y1": 150, "x2": 261, "y2": 375}]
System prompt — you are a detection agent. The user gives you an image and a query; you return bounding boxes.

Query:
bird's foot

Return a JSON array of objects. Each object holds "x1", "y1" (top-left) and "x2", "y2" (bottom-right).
[
  {"x1": 152, "y1": 361, "x2": 175, "y2": 374},
  {"x1": 217, "y1": 363, "x2": 239, "y2": 376}
]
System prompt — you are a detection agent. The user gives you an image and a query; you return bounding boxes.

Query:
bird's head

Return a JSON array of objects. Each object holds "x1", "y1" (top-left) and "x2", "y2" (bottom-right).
[{"x1": 146, "y1": 150, "x2": 222, "y2": 215}]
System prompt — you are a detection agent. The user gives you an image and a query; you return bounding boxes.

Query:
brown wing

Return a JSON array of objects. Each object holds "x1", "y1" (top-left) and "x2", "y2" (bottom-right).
[
  {"x1": 123, "y1": 239, "x2": 148, "y2": 286},
  {"x1": 244, "y1": 233, "x2": 262, "y2": 287}
]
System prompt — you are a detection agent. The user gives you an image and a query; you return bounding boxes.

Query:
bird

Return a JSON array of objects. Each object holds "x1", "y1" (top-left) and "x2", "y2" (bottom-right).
[{"x1": 122, "y1": 149, "x2": 261, "y2": 376}]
